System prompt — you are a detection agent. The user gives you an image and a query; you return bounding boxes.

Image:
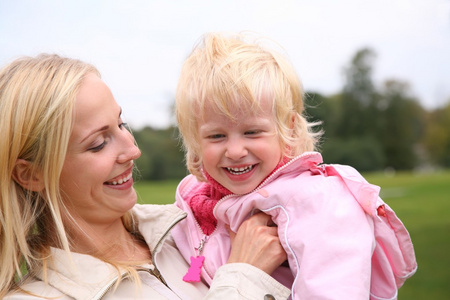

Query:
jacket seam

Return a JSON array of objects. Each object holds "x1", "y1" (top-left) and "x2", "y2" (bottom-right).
[{"x1": 260, "y1": 204, "x2": 299, "y2": 300}]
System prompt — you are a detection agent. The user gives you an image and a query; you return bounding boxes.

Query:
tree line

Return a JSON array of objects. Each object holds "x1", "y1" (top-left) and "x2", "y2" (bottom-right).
[{"x1": 133, "y1": 48, "x2": 450, "y2": 181}]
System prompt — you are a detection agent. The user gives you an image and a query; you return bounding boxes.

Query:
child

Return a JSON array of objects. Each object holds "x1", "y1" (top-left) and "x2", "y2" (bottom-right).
[{"x1": 171, "y1": 32, "x2": 417, "y2": 299}]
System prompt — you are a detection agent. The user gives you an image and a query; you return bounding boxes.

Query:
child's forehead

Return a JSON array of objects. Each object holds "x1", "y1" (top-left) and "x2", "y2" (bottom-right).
[
  {"x1": 203, "y1": 88, "x2": 273, "y2": 113},
  {"x1": 199, "y1": 106, "x2": 275, "y2": 131},
  {"x1": 200, "y1": 93, "x2": 275, "y2": 124}
]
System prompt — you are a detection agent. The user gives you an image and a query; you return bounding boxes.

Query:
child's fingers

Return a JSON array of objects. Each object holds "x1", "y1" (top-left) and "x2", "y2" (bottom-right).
[{"x1": 227, "y1": 212, "x2": 286, "y2": 275}]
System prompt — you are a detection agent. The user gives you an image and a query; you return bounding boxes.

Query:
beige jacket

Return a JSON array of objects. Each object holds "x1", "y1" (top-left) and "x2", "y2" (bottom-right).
[{"x1": 6, "y1": 204, "x2": 290, "y2": 300}]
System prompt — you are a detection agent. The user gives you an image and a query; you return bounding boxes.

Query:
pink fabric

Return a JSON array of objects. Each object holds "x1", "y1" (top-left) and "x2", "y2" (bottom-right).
[
  {"x1": 172, "y1": 152, "x2": 417, "y2": 300},
  {"x1": 185, "y1": 159, "x2": 287, "y2": 235},
  {"x1": 184, "y1": 182, "x2": 224, "y2": 235}
]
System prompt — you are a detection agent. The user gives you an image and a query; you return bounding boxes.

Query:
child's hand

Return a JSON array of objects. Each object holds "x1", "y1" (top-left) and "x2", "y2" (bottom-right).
[{"x1": 226, "y1": 212, "x2": 286, "y2": 275}]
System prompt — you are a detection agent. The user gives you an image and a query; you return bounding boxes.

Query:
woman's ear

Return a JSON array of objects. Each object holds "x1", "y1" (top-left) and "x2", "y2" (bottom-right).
[
  {"x1": 289, "y1": 112, "x2": 297, "y2": 129},
  {"x1": 12, "y1": 159, "x2": 44, "y2": 192}
]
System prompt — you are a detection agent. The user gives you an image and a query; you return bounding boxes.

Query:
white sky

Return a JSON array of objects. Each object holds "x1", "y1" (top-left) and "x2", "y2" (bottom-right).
[{"x1": 1, "y1": 0, "x2": 449, "y2": 129}]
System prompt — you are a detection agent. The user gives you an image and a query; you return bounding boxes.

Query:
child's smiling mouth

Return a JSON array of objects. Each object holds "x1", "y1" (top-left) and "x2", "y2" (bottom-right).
[{"x1": 226, "y1": 165, "x2": 255, "y2": 175}]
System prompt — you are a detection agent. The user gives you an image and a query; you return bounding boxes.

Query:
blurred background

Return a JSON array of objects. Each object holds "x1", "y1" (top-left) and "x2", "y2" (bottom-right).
[
  {"x1": 2, "y1": 0, "x2": 449, "y2": 298},
  {"x1": 1, "y1": 0, "x2": 449, "y2": 128}
]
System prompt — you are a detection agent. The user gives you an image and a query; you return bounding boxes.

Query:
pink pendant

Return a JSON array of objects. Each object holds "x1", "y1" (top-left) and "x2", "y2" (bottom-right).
[{"x1": 183, "y1": 256, "x2": 205, "y2": 282}]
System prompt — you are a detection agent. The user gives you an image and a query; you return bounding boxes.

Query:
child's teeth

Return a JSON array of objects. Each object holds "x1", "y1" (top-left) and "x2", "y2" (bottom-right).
[{"x1": 227, "y1": 165, "x2": 253, "y2": 175}]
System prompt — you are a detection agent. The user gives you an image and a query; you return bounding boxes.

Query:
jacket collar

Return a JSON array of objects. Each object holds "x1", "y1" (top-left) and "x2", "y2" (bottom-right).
[
  {"x1": 134, "y1": 204, "x2": 187, "y2": 254},
  {"x1": 35, "y1": 204, "x2": 186, "y2": 300}
]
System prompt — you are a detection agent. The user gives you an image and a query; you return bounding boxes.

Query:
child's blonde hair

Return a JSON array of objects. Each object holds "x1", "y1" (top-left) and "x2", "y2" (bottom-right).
[{"x1": 176, "y1": 32, "x2": 321, "y2": 181}]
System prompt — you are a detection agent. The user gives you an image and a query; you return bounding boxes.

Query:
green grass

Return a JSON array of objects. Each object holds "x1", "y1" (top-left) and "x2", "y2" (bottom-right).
[
  {"x1": 135, "y1": 170, "x2": 450, "y2": 299},
  {"x1": 135, "y1": 179, "x2": 181, "y2": 205},
  {"x1": 364, "y1": 170, "x2": 450, "y2": 299}
]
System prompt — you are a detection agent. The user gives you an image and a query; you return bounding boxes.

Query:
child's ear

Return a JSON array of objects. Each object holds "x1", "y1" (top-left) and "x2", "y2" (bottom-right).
[{"x1": 12, "y1": 159, "x2": 45, "y2": 192}]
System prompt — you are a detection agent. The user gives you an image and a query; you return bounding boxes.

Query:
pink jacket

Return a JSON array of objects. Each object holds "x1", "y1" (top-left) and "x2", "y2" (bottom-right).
[{"x1": 172, "y1": 152, "x2": 417, "y2": 300}]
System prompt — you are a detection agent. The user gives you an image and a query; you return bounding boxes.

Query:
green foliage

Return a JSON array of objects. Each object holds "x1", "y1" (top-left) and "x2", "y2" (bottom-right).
[
  {"x1": 305, "y1": 92, "x2": 341, "y2": 138},
  {"x1": 305, "y1": 48, "x2": 428, "y2": 171},
  {"x1": 342, "y1": 48, "x2": 377, "y2": 105},
  {"x1": 423, "y1": 102, "x2": 450, "y2": 167},
  {"x1": 133, "y1": 126, "x2": 187, "y2": 181},
  {"x1": 376, "y1": 80, "x2": 425, "y2": 170},
  {"x1": 321, "y1": 137, "x2": 385, "y2": 171},
  {"x1": 338, "y1": 48, "x2": 377, "y2": 137},
  {"x1": 135, "y1": 170, "x2": 450, "y2": 299}
]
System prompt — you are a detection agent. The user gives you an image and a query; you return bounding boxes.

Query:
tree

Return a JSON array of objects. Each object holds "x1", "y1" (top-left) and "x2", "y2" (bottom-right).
[
  {"x1": 337, "y1": 48, "x2": 377, "y2": 137},
  {"x1": 305, "y1": 91, "x2": 385, "y2": 170},
  {"x1": 321, "y1": 136, "x2": 385, "y2": 172},
  {"x1": 377, "y1": 80, "x2": 425, "y2": 170},
  {"x1": 423, "y1": 101, "x2": 450, "y2": 167},
  {"x1": 310, "y1": 48, "x2": 427, "y2": 171},
  {"x1": 304, "y1": 91, "x2": 340, "y2": 140},
  {"x1": 133, "y1": 126, "x2": 187, "y2": 180}
]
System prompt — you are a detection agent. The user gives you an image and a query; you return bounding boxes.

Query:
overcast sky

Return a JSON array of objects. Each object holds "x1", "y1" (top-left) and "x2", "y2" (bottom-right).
[{"x1": 1, "y1": 0, "x2": 449, "y2": 129}]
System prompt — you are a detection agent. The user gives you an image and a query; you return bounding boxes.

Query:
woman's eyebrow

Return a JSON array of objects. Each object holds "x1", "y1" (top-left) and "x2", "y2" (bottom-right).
[
  {"x1": 80, "y1": 125, "x2": 109, "y2": 143},
  {"x1": 80, "y1": 108, "x2": 122, "y2": 144}
]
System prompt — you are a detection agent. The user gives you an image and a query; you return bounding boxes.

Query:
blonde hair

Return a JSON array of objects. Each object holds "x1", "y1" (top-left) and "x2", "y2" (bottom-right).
[
  {"x1": 176, "y1": 32, "x2": 322, "y2": 181},
  {"x1": 0, "y1": 54, "x2": 138, "y2": 296}
]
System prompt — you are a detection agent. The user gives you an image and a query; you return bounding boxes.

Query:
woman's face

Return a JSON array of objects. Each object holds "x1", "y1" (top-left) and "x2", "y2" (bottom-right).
[{"x1": 60, "y1": 73, "x2": 141, "y2": 225}]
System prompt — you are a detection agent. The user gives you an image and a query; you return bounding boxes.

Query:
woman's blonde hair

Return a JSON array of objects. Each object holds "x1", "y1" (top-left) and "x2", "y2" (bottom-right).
[
  {"x1": 0, "y1": 54, "x2": 137, "y2": 296},
  {"x1": 176, "y1": 32, "x2": 322, "y2": 181}
]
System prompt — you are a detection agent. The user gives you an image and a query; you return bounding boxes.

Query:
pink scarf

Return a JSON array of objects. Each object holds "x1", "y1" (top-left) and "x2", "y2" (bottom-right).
[{"x1": 186, "y1": 159, "x2": 287, "y2": 235}]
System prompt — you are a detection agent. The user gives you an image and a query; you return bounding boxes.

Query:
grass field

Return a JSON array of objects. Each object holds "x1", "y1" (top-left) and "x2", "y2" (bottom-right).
[{"x1": 134, "y1": 170, "x2": 450, "y2": 299}]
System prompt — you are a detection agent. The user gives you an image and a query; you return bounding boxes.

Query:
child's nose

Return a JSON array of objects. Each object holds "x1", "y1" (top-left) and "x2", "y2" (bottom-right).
[{"x1": 225, "y1": 138, "x2": 248, "y2": 160}]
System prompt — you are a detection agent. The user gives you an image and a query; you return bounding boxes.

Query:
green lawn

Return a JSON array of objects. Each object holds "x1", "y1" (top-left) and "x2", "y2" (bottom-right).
[
  {"x1": 364, "y1": 170, "x2": 450, "y2": 299},
  {"x1": 135, "y1": 170, "x2": 450, "y2": 299}
]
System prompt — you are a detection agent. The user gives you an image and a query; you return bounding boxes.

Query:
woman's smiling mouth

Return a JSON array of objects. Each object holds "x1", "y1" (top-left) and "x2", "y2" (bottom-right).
[{"x1": 104, "y1": 168, "x2": 133, "y2": 186}]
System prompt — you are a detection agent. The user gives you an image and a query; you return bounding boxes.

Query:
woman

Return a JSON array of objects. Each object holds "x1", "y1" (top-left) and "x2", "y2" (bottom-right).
[{"x1": 0, "y1": 54, "x2": 290, "y2": 299}]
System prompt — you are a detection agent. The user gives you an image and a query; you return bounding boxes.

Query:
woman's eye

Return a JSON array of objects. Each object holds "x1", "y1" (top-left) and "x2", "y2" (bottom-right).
[
  {"x1": 119, "y1": 122, "x2": 130, "y2": 131},
  {"x1": 89, "y1": 141, "x2": 107, "y2": 152}
]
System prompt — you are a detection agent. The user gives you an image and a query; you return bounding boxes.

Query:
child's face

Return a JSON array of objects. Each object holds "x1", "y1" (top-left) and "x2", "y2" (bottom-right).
[{"x1": 198, "y1": 97, "x2": 282, "y2": 195}]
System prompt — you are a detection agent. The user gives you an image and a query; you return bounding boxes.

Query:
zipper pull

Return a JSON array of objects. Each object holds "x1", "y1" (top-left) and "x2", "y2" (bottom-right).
[
  {"x1": 195, "y1": 235, "x2": 209, "y2": 255},
  {"x1": 183, "y1": 235, "x2": 208, "y2": 283},
  {"x1": 145, "y1": 264, "x2": 168, "y2": 286}
]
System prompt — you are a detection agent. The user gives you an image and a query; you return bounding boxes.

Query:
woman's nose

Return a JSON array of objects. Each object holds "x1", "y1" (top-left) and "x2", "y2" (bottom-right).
[
  {"x1": 225, "y1": 138, "x2": 248, "y2": 160},
  {"x1": 117, "y1": 131, "x2": 141, "y2": 163}
]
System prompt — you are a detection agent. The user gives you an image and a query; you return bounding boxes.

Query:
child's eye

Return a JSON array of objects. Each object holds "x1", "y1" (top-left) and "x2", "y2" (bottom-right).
[
  {"x1": 245, "y1": 130, "x2": 261, "y2": 135},
  {"x1": 89, "y1": 141, "x2": 107, "y2": 152},
  {"x1": 208, "y1": 134, "x2": 225, "y2": 139}
]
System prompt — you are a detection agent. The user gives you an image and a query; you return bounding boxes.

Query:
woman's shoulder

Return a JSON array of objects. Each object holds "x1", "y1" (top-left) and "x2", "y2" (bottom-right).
[
  {"x1": 132, "y1": 204, "x2": 187, "y2": 251},
  {"x1": 133, "y1": 203, "x2": 186, "y2": 221}
]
